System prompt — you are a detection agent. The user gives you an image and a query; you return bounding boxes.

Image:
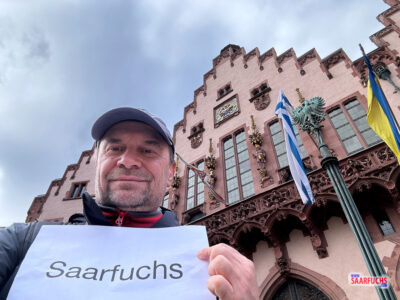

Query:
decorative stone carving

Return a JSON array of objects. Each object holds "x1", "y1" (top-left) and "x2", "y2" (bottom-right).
[
  {"x1": 249, "y1": 85, "x2": 271, "y2": 111},
  {"x1": 249, "y1": 130, "x2": 263, "y2": 147},
  {"x1": 170, "y1": 156, "x2": 181, "y2": 210},
  {"x1": 374, "y1": 61, "x2": 400, "y2": 93},
  {"x1": 262, "y1": 189, "x2": 291, "y2": 209},
  {"x1": 376, "y1": 146, "x2": 395, "y2": 163},
  {"x1": 231, "y1": 202, "x2": 257, "y2": 222},
  {"x1": 249, "y1": 115, "x2": 272, "y2": 187},
  {"x1": 187, "y1": 122, "x2": 205, "y2": 149},
  {"x1": 308, "y1": 172, "x2": 330, "y2": 192},
  {"x1": 321, "y1": 49, "x2": 346, "y2": 70},
  {"x1": 302, "y1": 156, "x2": 315, "y2": 171},
  {"x1": 205, "y1": 213, "x2": 228, "y2": 231},
  {"x1": 205, "y1": 139, "x2": 220, "y2": 209},
  {"x1": 205, "y1": 155, "x2": 216, "y2": 171},
  {"x1": 171, "y1": 175, "x2": 181, "y2": 190},
  {"x1": 277, "y1": 48, "x2": 294, "y2": 65},
  {"x1": 170, "y1": 193, "x2": 179, "y2": 210},
  {"x1": 298, "y1": 49, "x2": 317, "y2": 67},
  {"x1": 340, "y1": 157, "x2": 371, "y2": 178},
  {"x1": 276, "y1": 257, "x2": 290, "y2": 275},
  {"x1": 278, "y1": 167, "x2": 291, "y2": 183},
  {"x1": 314, "y1": 196, "x2": 328, "y2": 207}
]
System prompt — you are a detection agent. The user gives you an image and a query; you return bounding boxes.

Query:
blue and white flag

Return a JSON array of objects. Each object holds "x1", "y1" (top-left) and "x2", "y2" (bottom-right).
[{"x1": 275, "y1": 90, "x2": 314, "y2": 205}]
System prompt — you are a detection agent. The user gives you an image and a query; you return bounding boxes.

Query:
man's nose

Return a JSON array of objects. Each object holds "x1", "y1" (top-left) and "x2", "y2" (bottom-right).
[{"x1": 116, "y1": 150, "x2": 142, "y2": 169}]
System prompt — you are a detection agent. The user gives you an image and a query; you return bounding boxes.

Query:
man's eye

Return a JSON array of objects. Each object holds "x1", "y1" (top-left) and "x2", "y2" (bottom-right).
[
  {"x1": 143, "y1": 149, "x2": 153, "y2": 154},
  {"x1": 108, "y1": 146, "x2": 123, "y2": 152}
]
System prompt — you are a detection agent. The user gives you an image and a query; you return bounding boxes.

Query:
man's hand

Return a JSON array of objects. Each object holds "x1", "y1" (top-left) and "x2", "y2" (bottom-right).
[{"x1": 197, "y1": 243, "x2": 259, "y2": 300}]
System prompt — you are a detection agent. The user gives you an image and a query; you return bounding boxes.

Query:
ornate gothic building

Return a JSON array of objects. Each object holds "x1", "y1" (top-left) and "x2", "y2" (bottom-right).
[{"x1": 27, "y1": 1, "x2": 400, "y2": 299}]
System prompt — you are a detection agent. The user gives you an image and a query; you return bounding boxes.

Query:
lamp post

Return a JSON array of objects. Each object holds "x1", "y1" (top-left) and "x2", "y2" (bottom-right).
[{"x1": 292, "y1": 95, "x2": 397, "y2": 300}]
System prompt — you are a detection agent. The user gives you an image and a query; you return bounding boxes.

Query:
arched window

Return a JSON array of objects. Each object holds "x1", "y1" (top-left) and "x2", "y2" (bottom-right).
[{"x1": 272, "y1": 278, "x2": 330, "y2": 300}]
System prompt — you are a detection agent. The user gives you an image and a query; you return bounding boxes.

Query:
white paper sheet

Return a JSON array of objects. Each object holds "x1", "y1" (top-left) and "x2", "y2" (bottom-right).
[{"x1": 7, "y1": 225, "x2": 214, "y2": 300}]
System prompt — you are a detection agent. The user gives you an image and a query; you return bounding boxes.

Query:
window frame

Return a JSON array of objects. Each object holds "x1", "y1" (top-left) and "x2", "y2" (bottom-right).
[
  {"x1": 327, "y1": 98, "x2": 381, "y2": 156},
  {"x1": 185, "y1": 159, "x2": 205, "y2": 210},
  {"x1": 65, "y1": 181, "x2": 88, "y2": 201},
  {"x1": 222, "y1": 130, "x2": 255, "y2": 204}
]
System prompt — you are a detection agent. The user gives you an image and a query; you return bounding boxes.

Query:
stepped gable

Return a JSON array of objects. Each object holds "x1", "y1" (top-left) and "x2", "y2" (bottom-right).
[
  {"x1": 379, "y1": 1, "x2": 400, "y2": 26},
  {"x1": 243, "y1": 47, "x2": 260, "y2": 69},
  {"x1": 371, "y1": 24, "x2": 400, "y2": 47},
  {"x1": 172, "y1": 44, "x2": 364, "y2": 138},
  {"x1": 321, "y1": 48, "x2": 352, "y2": 70},
  {"x1": 26, "y1": 147, "x2": 94, "y2": 222},
  {"x1": 374, "y1": 2, "x2": 400, "y2": 47},
  {"x1": 173, "y1": 33, "x2": 400, "y2": 140},
  {"x1": 26, "y1": 178, "x2": 62, "y2": 222}
]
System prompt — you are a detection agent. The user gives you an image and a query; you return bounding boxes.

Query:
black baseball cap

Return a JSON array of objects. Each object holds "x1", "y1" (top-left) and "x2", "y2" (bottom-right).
[{"x1": 91, "y1": 107, "x2": 174, "y2": 153}]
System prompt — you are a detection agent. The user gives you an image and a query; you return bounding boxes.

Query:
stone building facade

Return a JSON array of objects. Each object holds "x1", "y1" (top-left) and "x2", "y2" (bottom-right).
[{"x1": 27, "y1": 1, "x2": 400, "y2": 298}]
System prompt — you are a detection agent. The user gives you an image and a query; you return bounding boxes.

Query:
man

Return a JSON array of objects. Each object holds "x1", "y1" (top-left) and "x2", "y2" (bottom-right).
[{"x1": 0, "y1": 107, "x2": 258, "y2": 299}]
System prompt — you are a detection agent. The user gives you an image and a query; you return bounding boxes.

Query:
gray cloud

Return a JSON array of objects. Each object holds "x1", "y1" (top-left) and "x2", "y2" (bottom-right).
[{"x1": 0, "y1": 0, "x2": 390, "y2": 226}]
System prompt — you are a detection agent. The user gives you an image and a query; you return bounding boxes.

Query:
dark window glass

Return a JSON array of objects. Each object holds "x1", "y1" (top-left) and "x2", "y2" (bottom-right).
[
  {"x1": 344, "y1": 99, "x2": 381, "y2": 146},
  {"x1": 373, "y1": 209, "x2": 395, "y2": 236},
  {"x1": 272, "y1": 278, "x2": 330, "y2": 300},
  {"x1": 328, "y1": 107, "x2": 363, "y2": 154},
  {"x1": 186, "y1": 161, "x2": 204, "y2": 210},
  {"x1": 70, "y1": 183, "x2": 86, "y2": 198}
]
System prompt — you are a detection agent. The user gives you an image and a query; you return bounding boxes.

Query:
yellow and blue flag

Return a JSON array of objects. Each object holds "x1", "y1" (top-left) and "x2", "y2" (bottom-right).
[{"x1": 363, "y1": 54, "x2": 400, "y2": 163}]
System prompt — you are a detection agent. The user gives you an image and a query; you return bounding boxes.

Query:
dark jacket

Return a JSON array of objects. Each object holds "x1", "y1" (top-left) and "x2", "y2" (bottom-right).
[{"x1": 0, "y1": 193, "x2": 179, "y2": 299}]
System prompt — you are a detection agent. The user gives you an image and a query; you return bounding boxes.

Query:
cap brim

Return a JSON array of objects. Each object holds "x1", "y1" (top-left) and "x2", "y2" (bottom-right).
[{"x1": 91, "y1": 107, "x2": 174, "y2": 152}]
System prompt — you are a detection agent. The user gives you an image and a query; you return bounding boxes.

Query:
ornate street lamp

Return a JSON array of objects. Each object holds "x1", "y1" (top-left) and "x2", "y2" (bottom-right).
[{"x1": 292, "y1": 93, "x2": 397, "y2": 300}]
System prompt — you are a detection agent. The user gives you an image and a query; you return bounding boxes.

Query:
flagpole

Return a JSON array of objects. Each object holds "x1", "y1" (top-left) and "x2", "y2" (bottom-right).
[{"x1": 359, "y1": 44, "x2": 400, "y2": 133}]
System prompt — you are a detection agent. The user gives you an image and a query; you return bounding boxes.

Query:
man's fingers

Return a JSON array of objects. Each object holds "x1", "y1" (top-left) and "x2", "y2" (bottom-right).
[
  {"x1": 208, "y1": 254, "x2": 233, "y2": 279},
  {"x1": 197, "y1": 247, "x2": 210, "y2": 261},
  {"x1": 207, "y1": 274, "x2": 233, "y2": 299},
  {"x1": 198, "y1": 243, "x2": 259, "y2": 300}
]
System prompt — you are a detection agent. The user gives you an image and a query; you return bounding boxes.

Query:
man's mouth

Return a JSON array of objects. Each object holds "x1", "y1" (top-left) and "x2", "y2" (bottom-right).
[{"x1": 109, "y1": 177, "x2": 148, "y2": 182}]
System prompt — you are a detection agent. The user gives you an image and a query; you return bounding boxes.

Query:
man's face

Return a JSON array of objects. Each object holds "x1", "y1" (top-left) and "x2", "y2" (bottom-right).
[{"x1": 95, "y1": 121, "x2": 175, "y2": 211}]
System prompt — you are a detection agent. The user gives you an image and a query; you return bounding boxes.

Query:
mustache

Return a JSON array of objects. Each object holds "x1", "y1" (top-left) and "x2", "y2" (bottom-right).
[{"x1": 106, "y1": 169, "x2": 152, "y2": 181}]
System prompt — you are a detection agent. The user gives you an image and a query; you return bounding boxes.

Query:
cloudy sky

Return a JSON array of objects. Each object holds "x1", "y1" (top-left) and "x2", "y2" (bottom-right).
[{"x1": 0, "y1": 0, "x2": 389, "y2": 226}]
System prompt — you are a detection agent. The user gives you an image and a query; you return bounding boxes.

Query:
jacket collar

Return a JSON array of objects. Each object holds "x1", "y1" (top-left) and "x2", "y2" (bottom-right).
[
  {"x1": 81, "y1": 192, "x2": 179, "y2": 227},
  {"x1": 82, "y1": 192, "x2": 113, "y2": 225}
]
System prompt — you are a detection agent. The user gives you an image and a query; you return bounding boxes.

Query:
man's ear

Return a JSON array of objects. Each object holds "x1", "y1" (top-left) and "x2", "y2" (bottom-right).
[{"x1": 166, "y1": 163, "x2": 176, "y2": 187}]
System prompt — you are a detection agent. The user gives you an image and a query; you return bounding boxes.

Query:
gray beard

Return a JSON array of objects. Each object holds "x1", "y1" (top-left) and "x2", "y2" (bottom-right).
[{"x1": 99, "y1": 183, "x2": 154, "y2": 210}]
